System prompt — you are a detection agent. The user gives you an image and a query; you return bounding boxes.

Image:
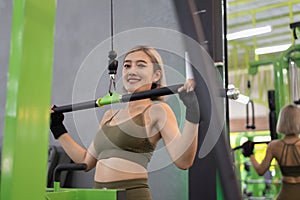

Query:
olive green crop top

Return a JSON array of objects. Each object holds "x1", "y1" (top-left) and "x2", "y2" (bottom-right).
[
  {"x1": 279, "y1": 139, "x2": 300, "y2": 177},
  {"x1": 90, "y1": 106, "x2": 156, "y2": 168}
]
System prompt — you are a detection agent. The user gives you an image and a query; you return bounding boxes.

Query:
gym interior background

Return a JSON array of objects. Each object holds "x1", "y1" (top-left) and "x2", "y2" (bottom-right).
[{"x1": 0, "y1": 0, "x2": 300, "y2": 199}]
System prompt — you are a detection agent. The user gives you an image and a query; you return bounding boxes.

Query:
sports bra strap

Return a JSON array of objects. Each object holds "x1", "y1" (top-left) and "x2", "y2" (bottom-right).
[
  {"x1": 142, "y1": 104, "x2": 153, "y2": 113},
  {"x1": 279, "y1": 142, "x2": 287, "y2": 165},
  {"x1": 280, "y1": 138, "x2": 300, "y2": 145},
  {"x1": 293, "y1": 139, "x2": 300, "y2": 145},
  {"x1": 105, "y1": 104, "x2": 153, "y2": 124},
  {"x1": 105, "y1": 110, "x2": 121, "y2": 124},
  {"x1": 279, "y1": 139, "x2": 300, "y2": 166}
]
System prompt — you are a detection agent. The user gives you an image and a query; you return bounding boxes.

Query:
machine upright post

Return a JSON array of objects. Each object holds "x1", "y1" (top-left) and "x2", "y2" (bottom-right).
[{"x1": 0, "y1": 0, "x2": 56, "y2": 199}]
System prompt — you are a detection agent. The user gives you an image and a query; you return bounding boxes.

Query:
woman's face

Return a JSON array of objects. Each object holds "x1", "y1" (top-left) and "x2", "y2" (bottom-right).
[{"x1": 122, "y1": 50, "x2": 161, "y2": 93}]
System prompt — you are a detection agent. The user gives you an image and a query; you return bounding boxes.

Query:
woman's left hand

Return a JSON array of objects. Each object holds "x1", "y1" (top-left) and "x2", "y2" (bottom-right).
[
  {"x1": 241, "y1": 140, "x2": 254, "y2": 157},
  {"x1": 178, "y1": 79, "x2": 199, "y2": 124}
]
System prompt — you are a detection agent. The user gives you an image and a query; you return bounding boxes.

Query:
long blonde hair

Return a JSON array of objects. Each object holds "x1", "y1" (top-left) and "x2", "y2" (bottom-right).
[
  {"x1": 123, "y1": 45, "x2": 166, "y2": 101},
  {"x1": 276, "y1": 104, "x2": 300, "y2": 135}
]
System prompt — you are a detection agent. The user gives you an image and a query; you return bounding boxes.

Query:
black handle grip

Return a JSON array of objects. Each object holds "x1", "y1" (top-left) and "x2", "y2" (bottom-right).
[
  {"x1": 121, "y1": 84, "x2": 183, "y2": 102},
  {"x1": 232, "y1": 141, "x2": 269, "y2": 151},
  {"x1": 53, "y1": 100, "x2": 98, "y2": 113},
  {"x1": 54, "y1": 163, "x2": 87, "y2": 182},
  {"x1": 294, "y1": 99, "x2": 300, "y2": 105}
]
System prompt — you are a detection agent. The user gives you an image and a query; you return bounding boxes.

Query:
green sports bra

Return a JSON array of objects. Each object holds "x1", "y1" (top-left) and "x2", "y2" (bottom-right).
[{"x1": 92, "y1": 106, "x2": 156, "y2": 168}]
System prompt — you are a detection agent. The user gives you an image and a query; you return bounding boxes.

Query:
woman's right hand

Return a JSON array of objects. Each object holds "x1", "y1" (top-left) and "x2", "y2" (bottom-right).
[{"x1": 50, "y1": 105, "x2": 68, "y2": 139}]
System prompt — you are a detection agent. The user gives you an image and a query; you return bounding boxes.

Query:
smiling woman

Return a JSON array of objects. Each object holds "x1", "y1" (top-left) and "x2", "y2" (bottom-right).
[
  {"x1": 122, "y1": 46, "x2": 166, "y2": 98},
  {"x1": 50, "y1": 45, "x2": 200, "y2": 200}
]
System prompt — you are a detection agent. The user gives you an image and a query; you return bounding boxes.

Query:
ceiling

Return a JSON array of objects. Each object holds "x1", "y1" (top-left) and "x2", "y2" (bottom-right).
[{"x1": 226, "y1": 0, "x2": 300, "y2": 71}]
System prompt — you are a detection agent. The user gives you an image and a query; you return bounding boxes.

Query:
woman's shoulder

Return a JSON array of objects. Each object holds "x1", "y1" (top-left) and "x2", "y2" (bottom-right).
[
  {"x1": 148, "y1": 102, "x2": 173, "y2": 113},
  {"x1": 267, "y1": 139, "x2": 283, "y2": 151},
  {"x1": 145, "y1": 102, "x2": 177, "y2": 129},
  {"x1": 100, "y1": 109, "x2": 119, "y2": 126},
  {"x1": 146, "y1": 102, "x2": 176, "y2": 124},
  {"x1": 268, "y1": 139, "x2": 281, "y2": 146}
]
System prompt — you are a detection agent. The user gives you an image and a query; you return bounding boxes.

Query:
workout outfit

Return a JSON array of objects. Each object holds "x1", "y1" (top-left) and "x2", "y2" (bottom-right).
[
  {"x1": 94, "y1": 178, "x2": 152, "y2": 200},
  {"x1": 89, "y1": 105, "x2": 156, "y2": 200},
  {"x1": 276, "y1": 139, "x2": 300, "y2": 200}
]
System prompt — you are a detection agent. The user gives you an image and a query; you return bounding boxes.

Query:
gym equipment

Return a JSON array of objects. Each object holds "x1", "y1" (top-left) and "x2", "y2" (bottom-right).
[
  {"x1": 232, "y1": 141, "x2": 269, "y2": 151},
  {"x1": 249, "y1": 22, "x2": 300, "y2": 116},
  {"x1": 231, "y1": 22, "x2": 300, "y2": 199},
  {"x1": 232, "y1": 132, "x2": 281, "y2": 199},
  {"x1": 0, "y1": 0, "x2": 241, "y2": 199},
  {"x1": 53, "y1": 84, "x2": 183, "y2": 113}
]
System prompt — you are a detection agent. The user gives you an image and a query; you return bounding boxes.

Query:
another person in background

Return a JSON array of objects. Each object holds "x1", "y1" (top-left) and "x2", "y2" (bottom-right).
[
  {"x1": 50, "y1": 45, "x2": 200, "y2": 200},
  {"x1": 242, "y1": 104, "x2": 300, "y2": 200}
]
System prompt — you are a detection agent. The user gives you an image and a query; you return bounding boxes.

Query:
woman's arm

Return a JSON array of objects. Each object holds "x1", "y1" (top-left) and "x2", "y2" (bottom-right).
[
  {"x1": 250, "y1": 142, "x2": 274, "y2": 176},
  {"x1": 154, "y1": 103, "x2": 199, "y2": 170},
  {"x1": 58, "y1": 134, "x2": 97, "y2": 171},
  {"x1": 156, "y1": 79, "x2": 199, "y2": 169},
  {"x1": 50, "y1": 105, "x2": 97, "y2": 171},
  {"x1": 55, "y1": 109, "x2": 115, "y2": 171}
]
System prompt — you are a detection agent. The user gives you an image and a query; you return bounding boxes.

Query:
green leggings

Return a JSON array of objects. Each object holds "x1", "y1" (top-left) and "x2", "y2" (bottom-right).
[{"x1": 94, "y1": 178, "x2": 152, "y2": 200}]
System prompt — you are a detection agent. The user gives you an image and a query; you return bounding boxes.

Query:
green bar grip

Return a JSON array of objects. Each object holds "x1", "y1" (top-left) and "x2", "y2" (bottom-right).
[{"x1": 98, "y1": 92, "x2": 121, "y2": 106}]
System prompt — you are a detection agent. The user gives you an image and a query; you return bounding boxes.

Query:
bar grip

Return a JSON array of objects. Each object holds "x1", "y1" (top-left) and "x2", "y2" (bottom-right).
[
  {"x1": 53, "y1": 100, "x2": 98, "y2": 113},
  {"x1": 53, "y1": 84, "x2": 183, "y2": 113},
  {"x1": 121, "y1": 84, "x2": 183, "y2": 102},
  {"x1": 54, "y1": 163, "x2": 87, "y2": 182},
  {"x1": 232, "y1": 141, "x2": 269, "y2": 151}
]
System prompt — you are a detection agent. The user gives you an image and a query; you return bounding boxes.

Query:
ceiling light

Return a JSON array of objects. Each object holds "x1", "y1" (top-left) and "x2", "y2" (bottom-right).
[
  {"x1": 227, "y1": 25, "x2": 272, "y2": 40},
  {"x1": 255, "y1": 44, "x2": 291, "y2": 55}
]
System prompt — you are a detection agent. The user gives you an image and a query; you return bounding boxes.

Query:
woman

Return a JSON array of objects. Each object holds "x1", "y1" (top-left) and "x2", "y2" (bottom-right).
[
  {"x1": 242, "y1": 104, "x2": 300, "y2": 200},
  {"x1": 50, "y1": 46, "x2": 200, "y2": 200}
]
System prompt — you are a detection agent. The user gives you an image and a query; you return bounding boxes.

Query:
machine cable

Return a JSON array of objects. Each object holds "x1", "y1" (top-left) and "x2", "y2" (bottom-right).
[{"x1": 108, "y1": 0, "x2": 118, "y2": 95}]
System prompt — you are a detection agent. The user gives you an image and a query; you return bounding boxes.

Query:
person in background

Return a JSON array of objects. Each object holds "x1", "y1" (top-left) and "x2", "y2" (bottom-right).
[
  {"x1": 242, "y1": 104, "x2": 300, "y2": 200},
  {"x1": 50, "y1": 45, "x2": 200, "y2": 200}
]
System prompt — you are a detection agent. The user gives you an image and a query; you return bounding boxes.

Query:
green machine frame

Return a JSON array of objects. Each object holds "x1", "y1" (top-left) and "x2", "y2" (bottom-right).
[
  {"x1": 0, "y1": 0, "x2": 55, "y2": 199},
  {"x1": 249, "y1": 35, "x2": 300, "y2": 116},
  {"x1": 246, "y1": 22, "x2": 300, "y2": 147}
]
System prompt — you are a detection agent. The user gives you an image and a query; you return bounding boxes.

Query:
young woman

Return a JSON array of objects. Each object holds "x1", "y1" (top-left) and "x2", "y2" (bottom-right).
[
  {"x1": 50, "y1": 46, "x2": 200, "y2": 200},
  {"x1": 242, "y1": 104, "x2": 300, "y2": 200}
]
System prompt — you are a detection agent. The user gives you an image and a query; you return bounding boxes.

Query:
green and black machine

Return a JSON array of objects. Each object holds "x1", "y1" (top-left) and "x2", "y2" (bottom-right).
[{"x1": 0, "y1": 0, "x2": 245, "y2": 199}]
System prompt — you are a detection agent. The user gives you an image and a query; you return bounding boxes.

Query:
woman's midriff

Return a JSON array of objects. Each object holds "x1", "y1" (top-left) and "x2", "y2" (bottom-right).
[
  {"x1": 94, "y1": 157, "x2": 148, "y2": 182},
  {"x1": 282, "y1": 176, "x2": 300, "y2": 183}
]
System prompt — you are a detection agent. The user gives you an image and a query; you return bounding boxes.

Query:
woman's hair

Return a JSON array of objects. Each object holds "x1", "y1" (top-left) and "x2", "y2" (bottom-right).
[
  {"x1": 123, "y1": 45, "x2": 166, "y2": 101},
  {"x1": 276, "y1": 104, "x2": 300, "y2": 135}
]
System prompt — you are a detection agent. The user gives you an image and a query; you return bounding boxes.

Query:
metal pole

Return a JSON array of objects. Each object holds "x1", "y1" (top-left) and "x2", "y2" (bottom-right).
[{"x1": 53, "y1": 84, "x2": 183, "y2": 113}]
